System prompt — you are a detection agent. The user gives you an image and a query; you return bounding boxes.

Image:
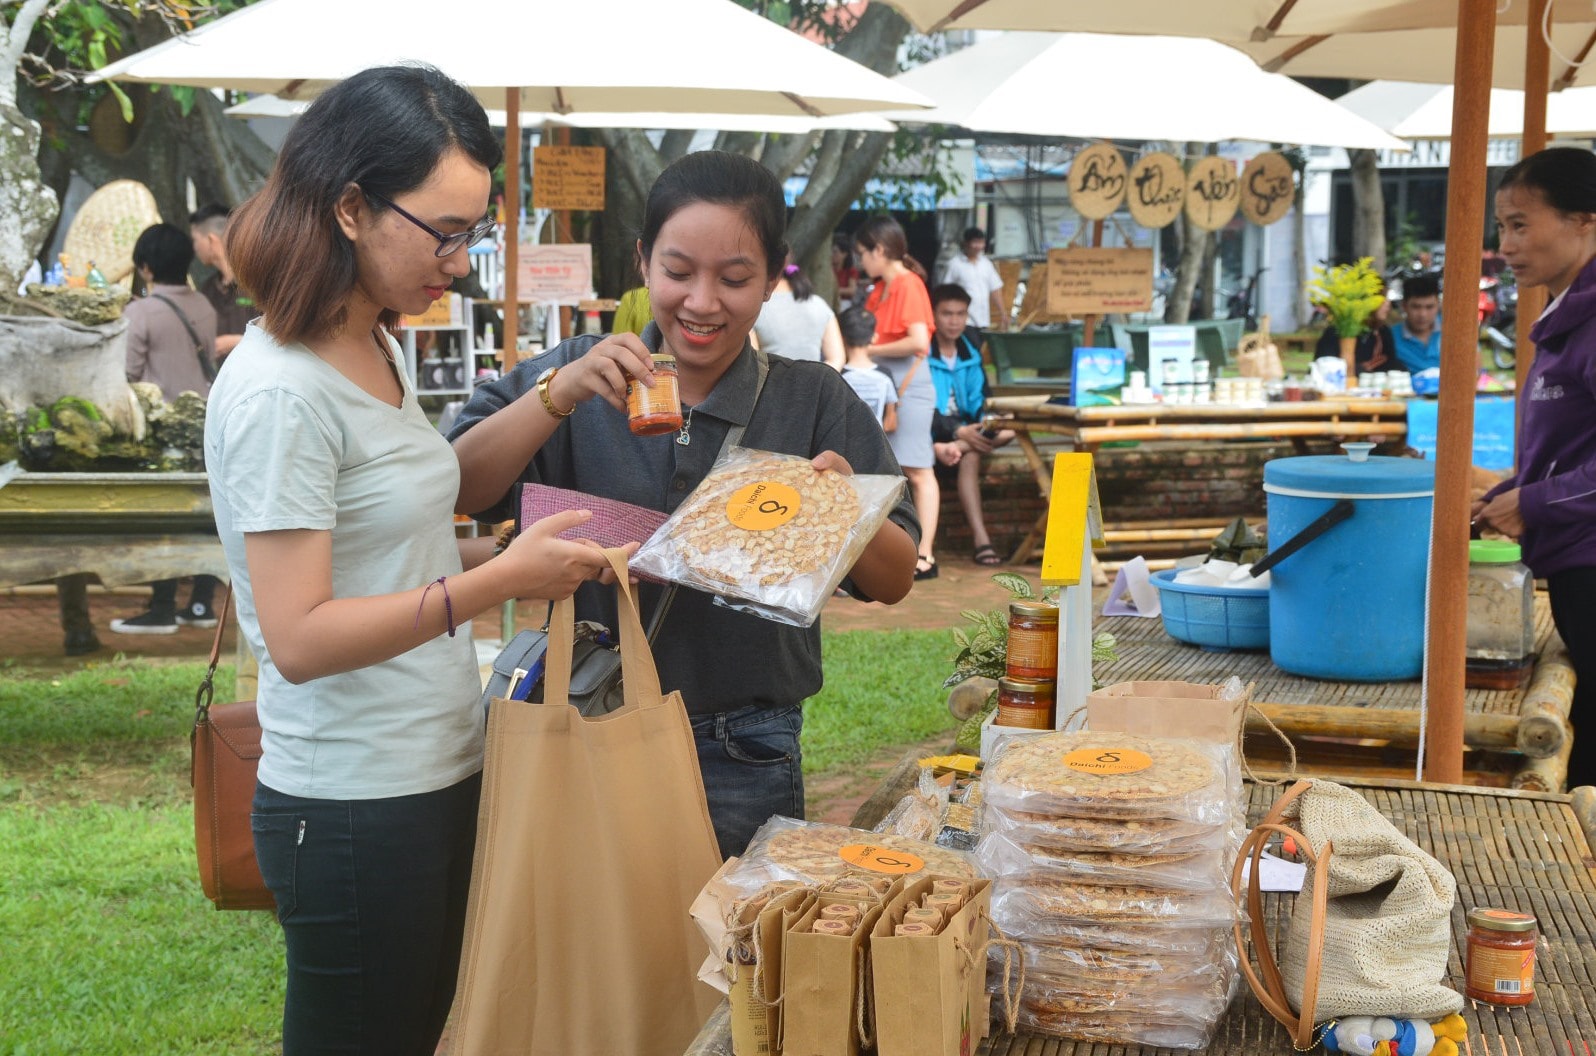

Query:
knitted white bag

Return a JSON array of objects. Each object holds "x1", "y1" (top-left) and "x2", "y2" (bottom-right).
[{"x1": 1233, "y1": 779, "x2": 1463, "y2": 1048}]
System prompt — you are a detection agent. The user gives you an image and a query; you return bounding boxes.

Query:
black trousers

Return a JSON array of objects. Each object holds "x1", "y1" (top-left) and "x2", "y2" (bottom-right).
[{"x1": 1547, "y1": 568, "x2": 1596, "y2": 789}]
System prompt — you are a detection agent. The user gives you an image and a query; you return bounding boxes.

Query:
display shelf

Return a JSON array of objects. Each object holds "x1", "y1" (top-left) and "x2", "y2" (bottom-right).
[{"x1": 397, "y1": 295, "x2": 475, "y2": 397}]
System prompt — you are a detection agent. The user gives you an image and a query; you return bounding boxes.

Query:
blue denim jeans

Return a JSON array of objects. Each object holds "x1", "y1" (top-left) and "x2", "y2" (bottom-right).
[
  {"x1": 251, "y1": 772, "x2": 481, "y2": 1056},
  {"x1": 690, "y1": 703, "x2": 804, "y2": 859}
]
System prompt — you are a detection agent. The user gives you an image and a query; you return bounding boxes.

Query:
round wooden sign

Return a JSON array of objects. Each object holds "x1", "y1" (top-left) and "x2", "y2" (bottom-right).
[
  {"x1": 1239, "y1": 152, "x2": 1296, "y2": 226},
  {"x1": 1068, "y1": 141, "x2": 1128, "y2": 220},
  {"x1": 1185, "y1": 156, "x2": 1241, "y2": 232},
  {"x1": 1126, "y1": 152, "x2": 1186, "y2": 229},
  {"x1": 62, "y1": 180, "x2": 162, "y2": 286}
]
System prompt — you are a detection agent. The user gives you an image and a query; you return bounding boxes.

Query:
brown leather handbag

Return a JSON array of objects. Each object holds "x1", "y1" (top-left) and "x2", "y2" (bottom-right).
[{"x1": 191, "y1": 589, "x2": 275, "y2": 911}]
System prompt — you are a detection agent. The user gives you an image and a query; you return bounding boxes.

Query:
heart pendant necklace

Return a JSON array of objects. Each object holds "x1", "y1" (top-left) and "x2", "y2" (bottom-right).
[{"x1": 676, "y1": 407, "x2": 694, "y2": 446}]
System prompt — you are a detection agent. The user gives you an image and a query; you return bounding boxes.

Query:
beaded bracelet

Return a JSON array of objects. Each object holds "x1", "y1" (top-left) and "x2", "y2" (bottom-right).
[{"x1": 415, "y1": 576, "x2": 456, "y2": 637}]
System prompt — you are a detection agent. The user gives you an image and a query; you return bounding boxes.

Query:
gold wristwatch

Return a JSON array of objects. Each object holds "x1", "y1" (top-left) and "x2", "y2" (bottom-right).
[{"x1": 536, "y1": 366, "x2": 572, "y2": 419}]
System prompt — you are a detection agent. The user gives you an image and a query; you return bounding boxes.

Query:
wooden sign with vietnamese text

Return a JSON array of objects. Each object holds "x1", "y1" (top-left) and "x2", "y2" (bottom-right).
[
  {"x1": 1045, "y1": 247, "x2": 1154, "y2": 316},
  {"x1": 1185, "y1": 156, "x2": 1240, "y2": 231},
  {"x1": 1127, "y1": 152, "x2": 1186, "y2": 229},
  {"x1": 531, "y1": 145, "x2": 606, "y2": 211},
  {"x1": 517, "y1": 242, "x2": 593, "y2": 303},
  {"x1": 1068, "y1": 141, "x2": 1128, "y2": 220},
  {"x1": 1239, "y1": 151, "x2": 1295, "y2": 226}
]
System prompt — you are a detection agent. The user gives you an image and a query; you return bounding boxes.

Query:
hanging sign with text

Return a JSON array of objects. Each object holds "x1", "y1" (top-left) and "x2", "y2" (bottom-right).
[
  {"x1": 1239, "y1": 151, "x2": 1295, "y2": 226},
  {"x1": 517, "y1": 243, "x2": 593, "y2": 304},
  {"x1": 531, "y1": 145, "x2": 606, "y2": 211},
  {"x1": 1126, "y1": 152, "x2": 1186, "y2": 229},
  {"x1": 1185, "y1": 156, "x2": 1241, "y2": 232},
  {"x1": 1045, "y1": 247, "x2": 1155, "y2": 316},
  {"x1": 1068, "y1": 141, "x2": 1129, "y2": 221}
]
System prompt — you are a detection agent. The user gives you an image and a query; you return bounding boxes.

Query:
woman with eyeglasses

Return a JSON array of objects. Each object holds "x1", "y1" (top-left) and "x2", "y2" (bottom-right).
[{"x1": 207, "y1": 65, "x2": 613, "y2": 1055}]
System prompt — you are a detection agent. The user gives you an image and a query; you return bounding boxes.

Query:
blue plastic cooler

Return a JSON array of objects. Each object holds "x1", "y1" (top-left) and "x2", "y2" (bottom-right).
[{"x1": 1263, "y1": 454, "x2": 1435, "y2": 681}]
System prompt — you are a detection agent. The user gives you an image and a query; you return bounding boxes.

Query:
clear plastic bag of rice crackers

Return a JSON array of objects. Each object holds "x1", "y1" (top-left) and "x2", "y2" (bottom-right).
[{"x1": 631, "y1": 447, "x2": 906, "y2": 626}]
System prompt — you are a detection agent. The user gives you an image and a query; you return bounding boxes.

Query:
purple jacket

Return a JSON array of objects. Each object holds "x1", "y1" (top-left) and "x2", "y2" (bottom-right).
[{"x1": 1483, "y1": 254, "x2": 1596, "y2": 576}]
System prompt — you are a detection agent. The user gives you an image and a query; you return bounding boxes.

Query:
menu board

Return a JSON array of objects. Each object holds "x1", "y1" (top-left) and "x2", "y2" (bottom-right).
[
  {"x1": 517, "y1": 243, "x2": 593, "y2": 304},
  {"x1": 1045, "y1": 247, "x2": 1155, "y2": 316},
  {"x1": 531, "y1": 145, "x2": 606, "y2": 211}
]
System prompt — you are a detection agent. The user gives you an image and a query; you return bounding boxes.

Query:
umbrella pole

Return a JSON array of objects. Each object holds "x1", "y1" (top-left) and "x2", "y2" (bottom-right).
[
  {"x1": 502, "y1": 89, "x2": 522, "y2": 372},
  {"x1": 1516, "y1": 0, "x2": 1551, "y2": 409},
  {"x1": 1424, "y1": 0, "x2": 1498, "y2": 784}
]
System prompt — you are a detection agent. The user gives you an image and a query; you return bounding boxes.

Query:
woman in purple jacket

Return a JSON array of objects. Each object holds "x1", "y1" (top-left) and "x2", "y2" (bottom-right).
[{"x1": 1474, "y1": 146, "x2": 1596, "y2": 788}]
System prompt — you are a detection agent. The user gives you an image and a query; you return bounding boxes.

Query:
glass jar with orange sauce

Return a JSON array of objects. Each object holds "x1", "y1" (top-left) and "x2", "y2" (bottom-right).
[
  {"x1": 1006, "y1": 601, "x2": 1059, "y2": 680},
  {"x1": 1465, "y1": 907, "x2": 1537, "y2": 1006},
  {"x1": 628, "y1": 353, "x2": 683, "y2": 436}
]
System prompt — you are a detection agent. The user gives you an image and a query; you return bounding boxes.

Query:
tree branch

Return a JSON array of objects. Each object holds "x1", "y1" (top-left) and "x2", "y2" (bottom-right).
[{"x1": 0, "y1": 0, "x2": 50, "y2": 110}]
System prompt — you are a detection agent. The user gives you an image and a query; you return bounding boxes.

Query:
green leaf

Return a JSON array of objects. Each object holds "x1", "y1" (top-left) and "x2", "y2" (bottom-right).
[
  {"x1": 171, "y1": 85, "x2": 197, "y2": 117},
  {"x1": 107, "y1": 82, "x2": 133, "y2": 124},
  {"x1": 991, "y1": 572, "x2": 1032, "y2": 598}
]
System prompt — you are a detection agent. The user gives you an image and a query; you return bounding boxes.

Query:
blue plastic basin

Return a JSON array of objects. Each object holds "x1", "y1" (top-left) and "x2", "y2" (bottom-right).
[{"x1": 1150, "y1": 569, "x2": 1270, "y2": 651}]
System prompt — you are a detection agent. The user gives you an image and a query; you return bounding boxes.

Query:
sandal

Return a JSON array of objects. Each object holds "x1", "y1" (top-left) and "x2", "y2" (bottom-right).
[
  {"x1": 914, "y1": 554, "x2": 939, "y2": 581},
  {"x1": 972, "y1": 544, "x2": 1003, "y2": 566}
]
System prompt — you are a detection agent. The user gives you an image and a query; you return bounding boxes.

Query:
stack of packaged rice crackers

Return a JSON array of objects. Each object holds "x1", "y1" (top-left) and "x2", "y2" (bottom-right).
[{"x1": 976, "y1": 730, "x2": 1242, "y2": 1050}]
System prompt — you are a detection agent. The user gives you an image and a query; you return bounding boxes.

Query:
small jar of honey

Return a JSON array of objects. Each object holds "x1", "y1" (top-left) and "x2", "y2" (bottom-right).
[
  {"x1": 627, "y1": 353, "x2": 683, "y2": 436},
  {"x1": 996, "y1": 676, "x2": 1056, "y2": 730},
  {"x1": 1006, "y1": 601, "x2": 1059, "y2": 680},
  {"x1": 1465, "y1": 907, "x2": 1537, "y2": 1005}
]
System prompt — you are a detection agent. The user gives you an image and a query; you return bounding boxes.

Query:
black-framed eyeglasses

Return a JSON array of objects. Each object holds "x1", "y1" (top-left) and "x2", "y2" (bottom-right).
[{"x1": 363, "y1": 189, "x2": 496, "y2": 257}]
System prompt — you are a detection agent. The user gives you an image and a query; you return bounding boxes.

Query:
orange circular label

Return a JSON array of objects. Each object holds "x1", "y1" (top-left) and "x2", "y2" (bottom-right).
[
  {"x1": 1062, "y1": 748, "x2": 1154, "y2": 775},
  {"x1": 838, "y1": 844, "x2": 925, "y2": 875},
  {"x1": 725, "y1": 481, "x2": 801, "y2": 531}
]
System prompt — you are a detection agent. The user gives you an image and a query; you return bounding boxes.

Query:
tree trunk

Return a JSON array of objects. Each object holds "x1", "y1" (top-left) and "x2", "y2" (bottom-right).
[
  {"x1": 1348, "y1": 148, "x2": 1387, "y2": 270},
  {"x1": 1165, "y1": 144, "x2": 1209, "y2": 324},
  {"x1": 1294, "y1": 170, "x2": 1311, "y2": 328}
]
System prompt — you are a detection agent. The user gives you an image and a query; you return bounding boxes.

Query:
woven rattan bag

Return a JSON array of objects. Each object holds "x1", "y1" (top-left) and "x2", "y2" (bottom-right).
[{"x1": 1233, "y1": 779, "x2": 1462, "y2": 1046}]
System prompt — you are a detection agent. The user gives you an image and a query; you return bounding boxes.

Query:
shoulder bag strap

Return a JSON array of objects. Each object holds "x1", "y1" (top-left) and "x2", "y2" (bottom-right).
[
  {"x1": 195, "y1": 587, "x2": 232, "y2": 725},
  {"x1": 151, "y1": 292, "x2": 217, "y2": 383}
]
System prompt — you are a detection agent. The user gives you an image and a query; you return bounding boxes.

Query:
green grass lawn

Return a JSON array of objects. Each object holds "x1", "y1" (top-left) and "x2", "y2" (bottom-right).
[{"x1": 0, "y1": 628, "x2": 958, "y2": 1054}]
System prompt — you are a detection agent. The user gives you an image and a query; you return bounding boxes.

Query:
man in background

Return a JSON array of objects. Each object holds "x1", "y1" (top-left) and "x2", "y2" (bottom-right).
[
  {"x1": 939, "y1": 226, "x2": 1006, "y2": 332},
  {"x1": 189, "y1": 204, "x2": 254, "y2": 365},
  {"x1": 1392, "y1": 273, "x2": 1442, "y2": 373}
]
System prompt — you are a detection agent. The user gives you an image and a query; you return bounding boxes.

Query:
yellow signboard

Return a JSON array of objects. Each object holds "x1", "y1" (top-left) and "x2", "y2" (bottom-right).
[
  {"x1": 531, "y1": 145, "x2": 606, "y2": 211},
  {"x1": 1040, "y1": 452, "x2": 1103, "y2": 587}
]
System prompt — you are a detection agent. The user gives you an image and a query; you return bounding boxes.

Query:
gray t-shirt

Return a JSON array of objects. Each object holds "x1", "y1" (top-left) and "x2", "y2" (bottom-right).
[
  {"x1": 205, "y1": 322, "x2": 483, "y2": 799},
  {"x1": 841, "y1": 365, "x2": 898, "y2": 425},
  {"x1": 449, "y1": 327, "x2": 919, "y2": 715},
  {"x1": 752, "y1": 291, "x2": 835, "y2": 362}
]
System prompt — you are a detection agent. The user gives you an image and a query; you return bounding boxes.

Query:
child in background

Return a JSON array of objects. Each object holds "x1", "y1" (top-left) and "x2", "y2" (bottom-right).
[{"x1": 838, "y1": 306, "x2": 897, "y2": 433}]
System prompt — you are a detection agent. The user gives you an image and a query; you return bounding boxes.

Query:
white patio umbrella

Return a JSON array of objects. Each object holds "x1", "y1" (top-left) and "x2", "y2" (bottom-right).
[
  {"x1": 1236, "y1": 20, "x2": 1596, "y2": 90},
  {"x1": 223, "y1": 93, "x2": 897, "y2": 133},
  {"x1": 878, "y1": 0, "x2": 1549, "y2": 39},
  {"x1": 87, "y1": 0, "x2": 931, "y2": 117},
  {"x1": 1336, "y1": 79, "x2": 1596, "y2": 138},
  {"x1": 91, "y1": 0, "x2": 927, "y2": 369},
  {"x1": 883, "y1": 32, "x2": 1408, "y2": 149}
]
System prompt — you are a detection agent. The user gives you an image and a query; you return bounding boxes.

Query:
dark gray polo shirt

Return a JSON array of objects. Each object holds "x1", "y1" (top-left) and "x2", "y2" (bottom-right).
[{"x1": 449, "y1": 325, "x2": 920, "y2": 715}]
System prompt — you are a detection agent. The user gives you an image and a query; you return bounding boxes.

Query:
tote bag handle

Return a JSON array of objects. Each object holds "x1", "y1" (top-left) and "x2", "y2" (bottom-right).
[
  {"x1": 544, "y1": 547, "x2": 663, "y2": 716},
  {"x1": 1229, "y1": 779, "x2": 1332, "y2": 1050}
]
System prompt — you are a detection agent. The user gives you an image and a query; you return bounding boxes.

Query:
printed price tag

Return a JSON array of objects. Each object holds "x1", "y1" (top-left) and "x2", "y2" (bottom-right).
[
  {"x1": 725, "y1": 481, "x2": 802, "y2": 531},
  {"x1": 1062, "y1": 748, "x2": 1153, "y2": 775},
  {"x1": 838, "y1": 844, "x2": 926, "y2": 875}
]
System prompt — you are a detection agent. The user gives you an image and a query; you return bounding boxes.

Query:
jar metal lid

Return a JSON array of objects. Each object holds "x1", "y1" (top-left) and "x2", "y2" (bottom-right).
[
  {"x1": 1469, "y1": 539, "x2": 1523, "y2": 565},
  {"x1": 1009, "y1": 600, "x2": 1060, "y2": 620},
  {"x1": 998, "y1": 676, "x2": 1056, "y2": 696},
  {"x1": 650, "y1": 353, "x2": 677, "y2": 366},
  {"x1": 1466, "y1": 907, "x2": 1537, "y2": 932}
]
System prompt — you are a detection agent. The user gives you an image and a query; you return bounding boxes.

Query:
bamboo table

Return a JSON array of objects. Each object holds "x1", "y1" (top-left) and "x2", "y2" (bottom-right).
[
  {"x1": 981, "y1": 396, "x2": 1409, "y2": 563},
  {"x1": 685, "y1": 758, "x2": 1596, "y2": 1056}
]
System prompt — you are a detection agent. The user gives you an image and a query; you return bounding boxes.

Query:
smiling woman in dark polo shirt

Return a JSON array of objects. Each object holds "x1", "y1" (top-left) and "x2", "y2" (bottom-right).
[{"x1": 450, "y1": 150, "x2": 920, "y2": 859}]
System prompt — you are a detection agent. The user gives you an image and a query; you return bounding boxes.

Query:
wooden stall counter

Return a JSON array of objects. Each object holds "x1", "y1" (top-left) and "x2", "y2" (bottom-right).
[{"x1": 686, "y1": 752, "x2": 1596, "y2": 1056}]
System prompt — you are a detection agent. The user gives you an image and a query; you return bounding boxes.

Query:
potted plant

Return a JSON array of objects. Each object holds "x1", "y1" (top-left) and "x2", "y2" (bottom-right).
[{"x1": 1307, "y1": 257, "x2": 1386, "y2": 377}]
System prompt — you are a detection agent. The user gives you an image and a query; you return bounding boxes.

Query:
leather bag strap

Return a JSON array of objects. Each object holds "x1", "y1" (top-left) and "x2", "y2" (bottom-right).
[
  {"x1": 150, "y1": 292, "x2": 217, "y2": 383},
  {"x1": 195, "y1": 588, "x2": 233, "y2": 725},
  {"x1": 1229, "y1": 781, "x2": 1332, "y2": 1050}
]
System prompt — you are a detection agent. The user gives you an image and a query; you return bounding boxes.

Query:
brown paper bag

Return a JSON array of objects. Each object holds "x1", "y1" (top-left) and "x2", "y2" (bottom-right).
[
  {"x1": 1086, "y1": 680, "x2": 1246, "y2": 750},
  {"x1": 450, "y1": 548, "x2": 722, "y2": 1056},
  {"x1": 779, "y1": 896, "x2": 884, "y2": 1056},
  {"x1": 729, "y1": 887, "x2": 815, "y2": 1056},
  {"x1": 870, "y1": 877, "x2": 995, "y2": 1056},
  {"x1": 1236, "y1": 332, "x2": 1284, "y2": 380}
]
